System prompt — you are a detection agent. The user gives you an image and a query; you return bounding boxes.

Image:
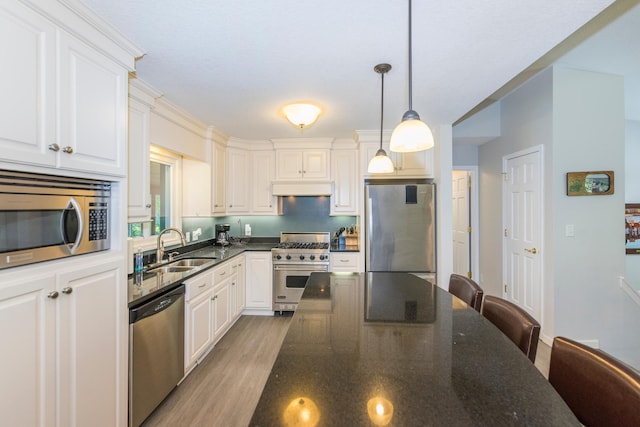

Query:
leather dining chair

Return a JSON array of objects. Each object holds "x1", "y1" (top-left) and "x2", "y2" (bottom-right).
[
  {"x1": 548, "y1": 336, "x2": 640, "y2": 426},
  {"x1": 448, "y1": 274, "x2": 484, "y2": 312},
  {"x1": 480, "y1": 295, "x2": 540, "y2": 362}
]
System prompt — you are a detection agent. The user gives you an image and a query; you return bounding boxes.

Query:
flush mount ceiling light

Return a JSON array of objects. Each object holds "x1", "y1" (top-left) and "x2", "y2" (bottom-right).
[
  {"x1": 390, "y1": 0, "x2": 434, "y2": 153},
  {"x1": 368, "y1": 63, "x2": 395, "y2": 174},
  {"x1": 283, "y1": 103, "x2": 321, "y2": 129}
]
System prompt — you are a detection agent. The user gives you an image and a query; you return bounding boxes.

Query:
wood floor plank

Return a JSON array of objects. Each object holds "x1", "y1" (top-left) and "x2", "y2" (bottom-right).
[{"x1": 142, "y1": 315, "x2": 291, "y2": 427}]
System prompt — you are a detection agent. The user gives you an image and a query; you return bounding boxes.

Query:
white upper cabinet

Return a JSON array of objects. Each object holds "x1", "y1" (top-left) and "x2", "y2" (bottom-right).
[
  {"x1": 212, "y1": 141, "x2": 227, "y2": 214},
  {"x1": 252, "y1": 150, "x2": 278, "y2": 214},
  {"x1": 0, "y1": 2, "x2": 132, "y2": 177},
  {"x1": 226, "y1": 147, "x2": 250, "y2": 213},
  {"x1": 330, "y1": 145, "x2": 358, "y2": 215},
  {"x1": 358, "y1": 131, "x2": 433, "y2": 178},
  {"x1": 128, "y1": 98, "x2": 152, "y2": 221},
  {"x1": 275, "y1": 149, "x2": 330, "y2": 180},
  {"x1": 0, "y1": 2, "x2": 56, "y2": 168},
  {"x1": 57, "y1": 31, "x2": 128, "y2": 176}
]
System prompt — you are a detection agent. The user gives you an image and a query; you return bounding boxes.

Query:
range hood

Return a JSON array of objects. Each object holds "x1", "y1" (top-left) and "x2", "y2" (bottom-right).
[{"x1": 272, "y1": 181, "x2": 333, "y2": 196}]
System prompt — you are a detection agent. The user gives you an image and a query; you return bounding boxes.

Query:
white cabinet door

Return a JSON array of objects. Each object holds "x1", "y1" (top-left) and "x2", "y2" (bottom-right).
[
  {"x1": 252, "y1": 151, "x2": 277, "y2": 213},
  {"x1": 330, "y1": 150, "x2": 358, "y2": 215},
  {"x1": 57, "y1": 31, "x2": 128, "y2": 176},
  {"x1": 212, "y1": 142, "x2": 227, "y2": 214},
  {"x1": 0, "y1": 274, "x2": 56, "y2": 427},
  {"x1": 128, "y1": 98, "x2": 152, "y2": 221},
  {"x1": 244, "y1": 252, "x2": 273, "y2": 313},
  {"x1": 275, "y1": 150, "x2": 304, "y2": 179},
  {"x1": 396, "y1": 149, "x2": 434, "y2": 177},
  {"x1": 275, "y1": 149, "x2": 330, "y2": 180},
  {"x1": 302, "y1": 150, "x2": 330, "y2": 180},
  {"x1": 186, "y1": 288, "x2": 213, "y2": 370},
  {"x1": 56, "y1": 258, "x2": 125, "y2": 427},
  {"x1": 230, "y1": 256, "x2": 246, "y2": 320},
  {"x1": 0, "y1": 2, "x2": 56, "y2": 168},
  {"x1": 183, "y1": 158, "x2": 212, "y2": 217},
  {"x1": 212, "y1": 279, "x2": 230, "y2": 340},
  {"x1": 226, "y1": 147, "x2": 250, "y2": 213}
]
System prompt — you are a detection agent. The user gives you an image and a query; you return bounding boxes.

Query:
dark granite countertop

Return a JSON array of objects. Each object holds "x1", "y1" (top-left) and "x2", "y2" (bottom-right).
[
  {"x1": 128, "y1": 240, "x2": 277, "y2": 308},
  {"x1": 250, "y1": 272, "x2": 579, "y2": 426}
]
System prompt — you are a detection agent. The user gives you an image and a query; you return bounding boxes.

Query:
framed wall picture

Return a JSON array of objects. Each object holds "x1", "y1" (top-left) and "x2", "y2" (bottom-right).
[
  {"x1": 566, "y1": 171, "x2": 614, "y2": 196},
  {"x1": 626, "y1": 204, "x2": 640, "y2": 254}
]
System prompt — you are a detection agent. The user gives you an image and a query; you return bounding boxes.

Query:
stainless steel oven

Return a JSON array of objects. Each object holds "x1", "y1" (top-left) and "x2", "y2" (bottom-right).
[
  {"x1": 0, "y1": 169, "x2": 111, "y2": 269},
  {"x1": 273, "y1": 264, "x2": 329, "y2": 311},
  {"x1": 272, "y1": 232, "x2": 330, "y2": 312}
]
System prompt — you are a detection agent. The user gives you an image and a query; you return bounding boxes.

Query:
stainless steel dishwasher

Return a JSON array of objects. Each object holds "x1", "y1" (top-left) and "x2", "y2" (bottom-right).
[{"x1": 129, "y1": 284, "x2": 185, "y2": 427}]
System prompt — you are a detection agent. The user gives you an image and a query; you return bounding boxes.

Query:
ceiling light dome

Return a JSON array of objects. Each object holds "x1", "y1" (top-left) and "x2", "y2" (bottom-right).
[{"x1": 283, "y1": 103, "x2": 321, "y2": 129}]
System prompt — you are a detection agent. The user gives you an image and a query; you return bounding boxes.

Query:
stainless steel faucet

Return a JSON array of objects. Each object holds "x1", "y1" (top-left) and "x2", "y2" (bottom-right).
[{"x1": 156, "y1": 227, "x2": 187, "y2": 263}]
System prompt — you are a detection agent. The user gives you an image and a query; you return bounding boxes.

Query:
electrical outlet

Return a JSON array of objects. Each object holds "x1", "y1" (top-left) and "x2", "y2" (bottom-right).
[{"x1": 245, "y1": 224, "x2": 251, "y2": 236}]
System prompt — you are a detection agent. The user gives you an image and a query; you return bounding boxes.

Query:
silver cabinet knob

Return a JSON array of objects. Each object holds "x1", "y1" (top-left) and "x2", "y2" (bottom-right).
[
  {"x1": 62, "y1": 146, "x2": 73, "y2": 154},
  {"x1": 48, "y1": 143, "x2": 60, "y2": 152},
  {"x1": 62, "y1": 287, "x2": 73, "y2": 294},
  {"x1": 47, "y1": 291, "x2": 59, "y2": 299}
]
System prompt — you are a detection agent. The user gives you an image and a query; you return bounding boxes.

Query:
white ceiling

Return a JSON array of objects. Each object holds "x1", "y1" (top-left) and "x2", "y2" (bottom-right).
[{"x1": 83, "y1": 0, "x2": 621, "y2": 141}]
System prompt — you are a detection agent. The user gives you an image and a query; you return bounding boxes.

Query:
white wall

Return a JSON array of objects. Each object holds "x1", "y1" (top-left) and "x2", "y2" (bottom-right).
[
  {"x1": 478, "y1": 69, "x2": 554, "y2": 298},
  {"x1": 477, "y1": 65, "x2": 640, "y2": 369}
]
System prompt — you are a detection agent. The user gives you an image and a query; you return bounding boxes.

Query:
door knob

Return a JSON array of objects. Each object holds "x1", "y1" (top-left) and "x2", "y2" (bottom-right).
[
  {"x1": 62, "y1": 287, "x2": 73, "y2": 294},
  {"x1": 48, "y1": 143, "x2": 60, "y2": 152},
  {"x1": 62, "y1": 146, "x2": 73, "y2": 154},
  {"x1": 47, "y1": 291, "x2": 59, "y2": 299},
  {"x1": 524, "y1": 247, "x2": 538, "y2": 254}
]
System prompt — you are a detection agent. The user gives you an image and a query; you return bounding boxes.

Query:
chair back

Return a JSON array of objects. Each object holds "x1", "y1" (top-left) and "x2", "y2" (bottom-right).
[
  {"x1": 480, "y1": 295, "x2": 540, "y2": 362},
  {"x1": 549, "y1": 336, "x2": 640, "y2": 426},
  {"x1": 448, "y1": 274, "x2": 483, "y2": 312}
]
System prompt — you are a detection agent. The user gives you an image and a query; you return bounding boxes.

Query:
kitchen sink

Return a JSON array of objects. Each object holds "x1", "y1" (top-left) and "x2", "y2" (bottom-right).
[
  {"x1": 152, "y1": 265, "x2": 197, "y2": 274},
  {"x1": 146, "y1": 257, "x2": 216, "y2": 274},
  {"x1": 169, "y1": 258, "x2": 216, "y2": 267}
]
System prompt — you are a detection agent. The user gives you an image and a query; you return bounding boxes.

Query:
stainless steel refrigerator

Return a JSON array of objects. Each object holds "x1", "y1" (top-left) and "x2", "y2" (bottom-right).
[{"x1": 365, "y1": 179, "x2": 436, "y2": 274}]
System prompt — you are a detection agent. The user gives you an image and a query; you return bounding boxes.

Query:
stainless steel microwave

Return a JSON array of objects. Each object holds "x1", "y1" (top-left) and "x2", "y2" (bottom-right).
[{"x1": 0, "y1": 170, "x2": 111, "y2": 269}]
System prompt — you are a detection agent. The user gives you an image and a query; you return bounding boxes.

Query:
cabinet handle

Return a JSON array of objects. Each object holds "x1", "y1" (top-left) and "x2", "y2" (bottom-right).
[
  {"x1": 62, "y1": 146, "x2": 73, "y2": 154},
  {"x1": 198, "y1": 284, "x2": 207, "y2": 288},
  {"x1": 229, "y1": 204, "x2": 233, "y2": 208},
  {"x1": 47, "y1": 291, "x2": 59, "y2": 299},
  {"x1": 62, "y1": 287, "x2": 73, "y2": 294},
  {"x1": 48, "y1": 143, "x2": 60, "y2": 152},
  {"x1": 340, "y1": 259, "x2": 349, "y2": 263},
  {"x1": 220, "y1": 272, "x2": 226, "y2": 276},
  {"x1": 145, "y1": 204, "x2": 152, "y2": 208}
]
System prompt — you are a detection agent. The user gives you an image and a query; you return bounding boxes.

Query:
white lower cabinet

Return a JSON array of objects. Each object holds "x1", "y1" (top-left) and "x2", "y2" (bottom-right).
[
  {"x1": 230, "y1": 255, "x2": 246, "y2": 320},
  {"x1": 0, "y1": 256, "x2": 126, "y2": 427},
  {"x1": 244, "y1": 252, "x2": 273, "y2": 315},
  {"x1": 184, "y1": 272, "x2": 214, "y2": 373},
  {"x1": 329, "y1": 252, "x2": 361, "y2": 272},
  {"x1": 184, "y1": 255, "x2": 246, "y2": 374}
]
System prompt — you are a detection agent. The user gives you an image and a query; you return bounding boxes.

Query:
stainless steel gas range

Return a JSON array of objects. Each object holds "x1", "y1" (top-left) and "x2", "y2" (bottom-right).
[{"x1": 272, "y1": 232, "x2": 330, "y2": 312}]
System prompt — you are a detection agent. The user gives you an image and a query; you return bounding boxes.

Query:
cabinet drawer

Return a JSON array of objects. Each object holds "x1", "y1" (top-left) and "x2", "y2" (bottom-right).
[
  {"x1": 330, "y1": 252, "x2": 360, "y2": 271},
  {"x1": 185, "y1": 272, "x2": 213, "y2": 300},
  {"x1": 213, "y1": 262, "x2": 232, "y2": 283}
]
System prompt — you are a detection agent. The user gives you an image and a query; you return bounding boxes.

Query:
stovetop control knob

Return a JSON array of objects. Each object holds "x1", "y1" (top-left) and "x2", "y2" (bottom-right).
[
  {"x1": 286, "y1": 255, "x2": 292, "y2": 260},
  {"x1": 310, "y1": 255, "x2": 315, "y2": 260},
  {"x1": 276, "y1": 255, "x2": 282, "y2": 260},
  {"x1": 299, "y1": 255, "x2": 305, "y2": 260},
  {"x1": 319, "y1": 255, "x2": 325, "y2": 260}
]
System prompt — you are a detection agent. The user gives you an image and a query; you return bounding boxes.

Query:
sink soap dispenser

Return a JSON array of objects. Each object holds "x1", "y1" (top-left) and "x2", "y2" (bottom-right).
[{"x1": 134, "y1": 248, "x2": 144, "y2": 273}]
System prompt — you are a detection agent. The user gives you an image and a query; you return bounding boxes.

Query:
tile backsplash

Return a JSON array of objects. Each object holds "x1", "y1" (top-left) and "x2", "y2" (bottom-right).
[{"x1": 183, "y1": 196, "x2": 356, "y2": 241}]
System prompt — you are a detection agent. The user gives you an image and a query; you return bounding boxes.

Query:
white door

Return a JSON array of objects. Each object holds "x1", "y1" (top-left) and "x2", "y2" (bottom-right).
[
  {"x1": 452, "y1": 170, "x2": 471, "y2": 277},
  {"x1": 503, "y1": 148, "x2": 543, "y2": 321}
]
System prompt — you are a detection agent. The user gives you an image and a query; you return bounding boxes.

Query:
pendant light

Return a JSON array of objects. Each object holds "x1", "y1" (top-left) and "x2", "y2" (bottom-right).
[
  {"x1": 367, "y1": 63, "x2": 395, "y2": 174},
  {"x1": 389, "y1": 0, "x2": 434, "y2": 152}
]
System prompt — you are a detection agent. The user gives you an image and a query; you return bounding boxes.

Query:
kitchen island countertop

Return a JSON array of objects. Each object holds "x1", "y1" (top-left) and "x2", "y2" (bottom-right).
[{"x1": 250, "y1": 272, "x2": 579, "y2": 426}]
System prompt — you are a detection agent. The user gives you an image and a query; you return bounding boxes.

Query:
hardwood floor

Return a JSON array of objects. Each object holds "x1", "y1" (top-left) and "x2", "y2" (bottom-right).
[
  {"x1": 142, "y1": 315, "x2": 291, "y2": 427},
  {"x1": 141, "y1": 316, "x2": 551, "y2": 427}
]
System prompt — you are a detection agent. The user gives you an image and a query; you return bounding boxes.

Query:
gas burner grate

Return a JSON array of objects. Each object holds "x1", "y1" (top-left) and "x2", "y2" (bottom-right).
[{"x1": 274, "y1": 242, "x2": 329, "y2": 250}]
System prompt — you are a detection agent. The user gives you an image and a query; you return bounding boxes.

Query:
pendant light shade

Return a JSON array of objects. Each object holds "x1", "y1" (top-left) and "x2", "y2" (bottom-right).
[
  {"x1": 390, "y1": 0, "x2": 434, "y2": 153},
  {"x1": 368, "y1": 63, "x2": 395, "y2": 174}
]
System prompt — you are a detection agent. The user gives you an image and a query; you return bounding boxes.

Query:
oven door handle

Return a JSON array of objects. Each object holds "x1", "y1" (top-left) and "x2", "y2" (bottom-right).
[
  {"x1": 273, "y1": 265, "x2": 328, "y2": 272},
  {"x1": 61, "y1": 197, "x2": 83, "y2": 254}
]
